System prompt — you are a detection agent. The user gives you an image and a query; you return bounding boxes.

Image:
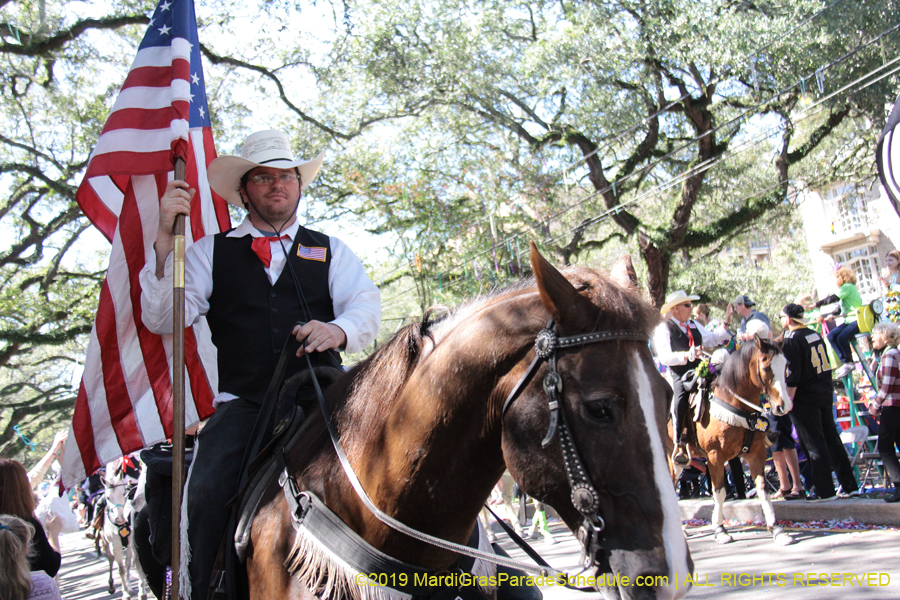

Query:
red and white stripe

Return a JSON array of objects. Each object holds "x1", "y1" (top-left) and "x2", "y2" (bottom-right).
[
  {"x1": 63, "y1": 33, "x2": 229, "y2": 486},
  {"x1": 297, "y1": 244, "x2": 328, "y2": 262}
]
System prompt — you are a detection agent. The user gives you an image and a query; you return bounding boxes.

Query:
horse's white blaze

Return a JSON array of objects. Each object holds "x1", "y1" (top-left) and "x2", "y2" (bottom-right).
[
  {"x1": 770, "y1": 354, "x2": 792, "y2": 414},
  {"x1": 633, "y1": 352, "x2": 691, "y2": 600}
]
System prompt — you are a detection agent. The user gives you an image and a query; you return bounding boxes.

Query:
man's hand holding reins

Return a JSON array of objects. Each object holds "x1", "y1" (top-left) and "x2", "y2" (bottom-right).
[
  {"x1": 155, "y1": 180, "x2": 196, "y2": 279},
  {"x1": 293, "y1": 321, "x2": 347, "y2": 355},
  {"x1": 686, "y1": 345, "x2": 698, "y2": 362}
]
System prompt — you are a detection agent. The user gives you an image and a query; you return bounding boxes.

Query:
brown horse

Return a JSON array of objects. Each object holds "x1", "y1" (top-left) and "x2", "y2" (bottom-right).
[
  {"x1": 678, "y1": 337, "x2": 793, "y2": 546},
  {"x1": 244, "y1": 245, "x2": 693, "y2": 600}
]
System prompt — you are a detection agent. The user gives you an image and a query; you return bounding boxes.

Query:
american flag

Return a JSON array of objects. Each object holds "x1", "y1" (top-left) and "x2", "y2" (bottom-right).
[
  {"x1": 297, "y1": 244, "x2": 327, "y2": 262},
  {"x1": 878, "y1": 91, "x2": 900, "y2": 218},
  {"x1": 62, "y1": 0, "x2": 230, "y2": 486}
]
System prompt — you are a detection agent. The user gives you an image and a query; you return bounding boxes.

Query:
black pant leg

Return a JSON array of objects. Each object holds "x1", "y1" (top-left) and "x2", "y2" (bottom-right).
[
  {"x1": 877, "y1": 406, "x2": 900, "y2": 485},
  {"x1": 670, "y1": 373, "x2": 689, "y2": 443},
  {"x1": 790, "y1": 404, "x2": 836, "y2": 498},
  {"x1": 728, "y1": 457, "x2": 746, "y2": 498},
  {"x1": 187, "y1": 399, "x2": 260, "y2": 600},
  {"x1": 819, "y1": 405, "x2": 858, "y2": 493}
]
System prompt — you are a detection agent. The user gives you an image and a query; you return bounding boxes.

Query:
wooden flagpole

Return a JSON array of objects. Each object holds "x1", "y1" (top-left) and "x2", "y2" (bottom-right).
[{"x1": 171, "y1": 157, "x2": 187, "y2": 600}]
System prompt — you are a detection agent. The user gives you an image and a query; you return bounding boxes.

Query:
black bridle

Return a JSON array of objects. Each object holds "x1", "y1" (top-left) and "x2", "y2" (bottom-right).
[
  {"x1": 501, "y1": 320, "x2": 648, "y2": 570},
  {"x1": 280, "y1": 318, "x2": 649, "y2": 578}
]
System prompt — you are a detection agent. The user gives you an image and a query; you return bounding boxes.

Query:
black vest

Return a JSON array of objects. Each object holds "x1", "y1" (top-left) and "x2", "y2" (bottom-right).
[
  {"x1": 666, "y1": 320, "x2": 701, "y2": 376},
  {"x1": 207, "y1": 226, "x2": 341, "y2": 404}
]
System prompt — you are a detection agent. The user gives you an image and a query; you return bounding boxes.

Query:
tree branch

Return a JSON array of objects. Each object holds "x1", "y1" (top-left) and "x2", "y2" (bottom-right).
[
  {"x1": 0, "y1": 15, "x2": 149, "y2": 56},
  {"x1": 0, "y1": 324, "x2": 91, "y2": 345}
]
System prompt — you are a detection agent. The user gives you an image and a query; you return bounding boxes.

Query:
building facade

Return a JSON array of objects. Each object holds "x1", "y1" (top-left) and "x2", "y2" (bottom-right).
[{"x1": 797, "y1": 180, "x2": 900, "y2": 302}]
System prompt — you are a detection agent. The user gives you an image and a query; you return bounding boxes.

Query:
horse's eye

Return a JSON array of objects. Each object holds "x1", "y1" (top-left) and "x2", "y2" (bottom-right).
[{"x1": 583, "y1": 398, "x2": 615, "y2": 423}]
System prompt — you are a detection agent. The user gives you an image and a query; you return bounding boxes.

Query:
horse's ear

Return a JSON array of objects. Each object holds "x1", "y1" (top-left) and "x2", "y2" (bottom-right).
[
  {"x1": 754, "y1": 334, "x2": 777, "y2": 354},
  {"x1": 610, "y1": 254, "x2": 639, "y2": 289},
  {"x1": 530, "y1": 242, "x2": 594, "y2": 327},
  {"x1": 756, "y1": 335, "x2": 778, "y2": 354}
]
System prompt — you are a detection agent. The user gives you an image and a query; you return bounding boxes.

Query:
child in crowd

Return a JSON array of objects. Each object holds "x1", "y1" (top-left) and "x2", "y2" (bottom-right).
[
  {"x1": 0, "y1": 514, "x2": 62, "y2": 600},
  {"x1": 815, "y1": 266, "x2": 863, "y2": 379}
]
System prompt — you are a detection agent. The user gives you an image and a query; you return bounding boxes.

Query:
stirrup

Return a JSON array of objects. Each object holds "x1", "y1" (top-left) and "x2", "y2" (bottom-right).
[{"x1": 210, "y1": 570, "x2": 227, "y2": 600}]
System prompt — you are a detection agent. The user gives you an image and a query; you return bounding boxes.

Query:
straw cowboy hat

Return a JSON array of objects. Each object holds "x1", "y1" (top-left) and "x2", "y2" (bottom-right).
[
  {"x1": 660, "y1": 290, "x2": 700, "y2": 314},
  {"x1": 207, "y1": 130, "x2": 325, "y2": 207}
]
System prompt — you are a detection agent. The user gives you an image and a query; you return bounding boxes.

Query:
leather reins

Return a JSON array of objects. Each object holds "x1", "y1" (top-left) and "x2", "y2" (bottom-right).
[{"x1": 281, "y1": 318, "x2": 648, "y2": 577}]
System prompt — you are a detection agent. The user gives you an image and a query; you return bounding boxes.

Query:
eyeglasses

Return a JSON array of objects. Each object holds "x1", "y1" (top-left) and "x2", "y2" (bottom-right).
[
  {"x1": 249, "y1": 172, "x2": 298, "y2": 186},
  {"x1": 681, "y1": 302, "x2": 692, "y2": 308}
]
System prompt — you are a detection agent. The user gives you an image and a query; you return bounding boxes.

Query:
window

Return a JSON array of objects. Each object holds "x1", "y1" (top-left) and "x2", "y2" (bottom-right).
[
  {"x1": 837, "y1": 195, "x2": 868, "y2": 232},
  {"x1": 834, "y1": 245, "x2": 880, "y2": 296},
  {"x1": 826, "y1": 185, "x2": 869, "y2": 235},
  {"x1": 824, "y1": 184, "x2": 855, "y2": 201}
]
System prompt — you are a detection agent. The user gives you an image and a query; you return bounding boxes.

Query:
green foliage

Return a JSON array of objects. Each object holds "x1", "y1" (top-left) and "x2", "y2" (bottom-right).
[
  {"x1": 2, "y1": 0, "x2": 899, "y2": 453},
  {"x1": 668, "y1": 210, "x2": 815, "y2": 325},
  {"x1": 320, "y1": 0, "x2": 899, "y2": 309}
]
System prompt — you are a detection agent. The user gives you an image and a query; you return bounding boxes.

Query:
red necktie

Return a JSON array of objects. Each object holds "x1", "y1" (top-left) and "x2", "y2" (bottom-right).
[
  {"x1": 250, "y1": 235, "x2": 290, "y2": 268},
  {"x1": 680, "y1": 321, "x2": 695, "y2": 347}
]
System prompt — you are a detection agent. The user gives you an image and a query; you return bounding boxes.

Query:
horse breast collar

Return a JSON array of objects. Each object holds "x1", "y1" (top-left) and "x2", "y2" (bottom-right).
[
  {"x1": 708, "y1": 393, "x2": 771, "y2": 455},
  {"x1": 501, "y1": 320, "x2": 648, "y2": 570}
]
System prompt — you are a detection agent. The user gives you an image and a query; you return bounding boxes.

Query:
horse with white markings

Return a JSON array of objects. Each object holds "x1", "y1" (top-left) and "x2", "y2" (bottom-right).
[
  {"x1": 242, "y1": 246, "x2": 692, "y2": 600},
  {"x1": 99, "y1": 461, "x2": 141, "y2": 598},
  {"x1": 676, "y1": 337, "x2": 793, "y2": 546}
]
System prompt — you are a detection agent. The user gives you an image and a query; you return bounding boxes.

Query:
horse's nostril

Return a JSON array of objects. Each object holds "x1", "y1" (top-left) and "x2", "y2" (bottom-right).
[{"x1": 631, "y1": 573, "x2": 671, "y2": 600}]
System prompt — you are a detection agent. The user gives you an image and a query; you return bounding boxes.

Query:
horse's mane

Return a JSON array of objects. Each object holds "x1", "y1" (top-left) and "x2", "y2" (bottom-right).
[
  {"x1": 716, "y1": 337, "x2": 781, "y2": 393},
  {"x1": 334, "y1": 266, "x2": 659, "y2": 423},
  {"x1": 280, "y1": 265, "x2": 662, "y2": 590}
]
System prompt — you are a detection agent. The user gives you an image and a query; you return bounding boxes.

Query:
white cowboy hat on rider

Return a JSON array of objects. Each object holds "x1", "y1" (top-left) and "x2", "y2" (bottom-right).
[
  {"x1": 660, "y1": 290, "x2": 700, "y2": 315},
  {"x1": 207, "y1": 130, "x2": 325, "y2": 207}
]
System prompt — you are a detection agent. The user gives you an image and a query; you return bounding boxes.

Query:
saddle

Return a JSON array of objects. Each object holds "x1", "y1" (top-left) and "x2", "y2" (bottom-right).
[
  {"x1": 688, "y1": 374, "x2": 711, "y2": 425},
  {"x1": 233, "y1": 366, "x2": 345, "y2": 558},
  {"x1": 140, "y1": 440, "x2": 195, "y2": 566},
  {"x1": 210, "y1": 365, "x2": 345, "y2": 600}
]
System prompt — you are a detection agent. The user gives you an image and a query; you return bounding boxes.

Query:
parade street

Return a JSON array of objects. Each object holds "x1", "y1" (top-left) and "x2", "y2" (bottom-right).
[{"x1": 56, "y1": 506, "x2": 899, "y2": 600}]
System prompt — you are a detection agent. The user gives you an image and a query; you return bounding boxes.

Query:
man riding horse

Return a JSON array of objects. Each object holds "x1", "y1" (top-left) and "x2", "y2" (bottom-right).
[
  {"x1": 653, "y1": 290, "x2": 732, "y2": 466},
  {"x1": 139, "y1": 130, "x2": 381, "y2": 599}
]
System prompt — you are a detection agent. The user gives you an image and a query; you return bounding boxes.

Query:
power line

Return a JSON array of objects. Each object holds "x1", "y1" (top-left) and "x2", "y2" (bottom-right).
[
  {"x1": 570, "y1": 57, "x2": 900, "y2": 235},
  {"x1": 560, "y1": 0, "x2": 852, "y2": 175},
  {"x1": 380, "y1": 174, "x2": 838, "y2": 323},
  {"x1": 538, "y1": 21, "x2": 900, "y2": 234},
  {"x1": 372, "y1": 0, "x2": 856, "y2": 288},
  {"x1": 378, "y1": 52, "x2": 900, "y2": 313}
]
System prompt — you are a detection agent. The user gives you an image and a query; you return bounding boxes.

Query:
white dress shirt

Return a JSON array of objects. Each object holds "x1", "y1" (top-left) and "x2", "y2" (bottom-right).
[
  {"x1": 140, "y1": 216, "x2": 381, "y2": 406},
  {"x1": 653, "y1": 315, "x2": 732, "y2": 367}
]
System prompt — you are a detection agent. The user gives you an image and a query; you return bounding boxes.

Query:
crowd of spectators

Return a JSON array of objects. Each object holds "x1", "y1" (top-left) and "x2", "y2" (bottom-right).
[
  {"x1": 0, "y1": 459, "x2": 63, "y2": 600},
  {"x1": 655, "y1": 264, "x2": 900, "y2": 504},
  {"x1": 0, "y1": 431, "x2": 118, "y2": 600}
]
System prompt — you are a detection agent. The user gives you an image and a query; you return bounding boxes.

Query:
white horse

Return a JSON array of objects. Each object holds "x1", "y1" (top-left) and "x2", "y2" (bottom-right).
[
  {"x1": 126, "y1": 468, "x2": 151, "y2": 600},
  {"x1": 99, "y1": 462, "x2": 140, "y2": 598}
]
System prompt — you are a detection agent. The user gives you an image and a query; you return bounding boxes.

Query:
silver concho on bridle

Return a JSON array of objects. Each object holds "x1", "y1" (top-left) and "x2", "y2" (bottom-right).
[{"x1": 505, "y1": 320, "x2": 646, "y2": 570}]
